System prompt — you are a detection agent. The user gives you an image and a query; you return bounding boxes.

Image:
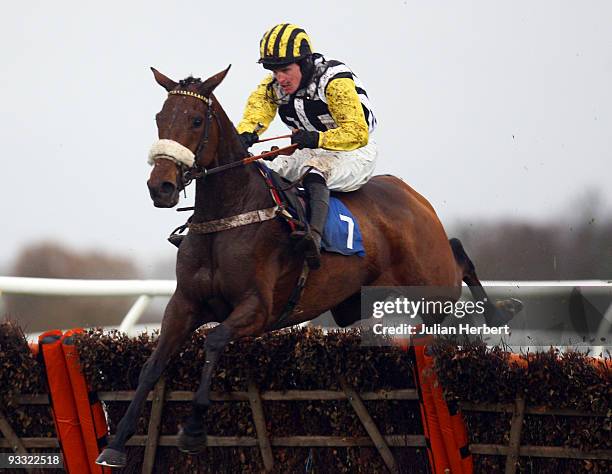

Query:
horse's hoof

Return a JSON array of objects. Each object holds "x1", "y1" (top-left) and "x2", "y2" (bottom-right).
[
  {"x1": 96, "y1": 447, "x2": 127, "y2": 467},
  {"x1": 177, "y1": 426, "x2": 207, "y2": 454},
  {"x1": 496, "y1": 298, "x2": 524, "y2": 318},
  {"x1": 487, "y1": 298, "x2": 524, "y2": 326}
]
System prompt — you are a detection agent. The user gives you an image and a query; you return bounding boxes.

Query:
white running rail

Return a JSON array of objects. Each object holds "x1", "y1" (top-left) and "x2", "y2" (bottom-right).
[
  {"x1": 1, "y1": 277, "x2": 611, "y2": 350},
  {"x1": 0, "y1": 277, "x2": 175, "y2": 335}
]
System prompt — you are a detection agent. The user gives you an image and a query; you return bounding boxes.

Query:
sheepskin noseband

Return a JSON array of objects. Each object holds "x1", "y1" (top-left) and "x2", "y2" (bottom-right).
[{"x1": 148, "y1": 139, "x2": 195, "y2": 168}]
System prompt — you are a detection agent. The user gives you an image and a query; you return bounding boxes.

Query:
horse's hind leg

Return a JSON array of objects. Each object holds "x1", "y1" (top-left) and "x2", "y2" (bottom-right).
[
  {"x1": 96, "y1": 291, "x2": 200, "y2": 467},
  {"x1": 449, "y1": 238, "x2": 523, "y2": 325},
  {"x1": 331, "y1": 292, "x2": 361, "y2": 328}
]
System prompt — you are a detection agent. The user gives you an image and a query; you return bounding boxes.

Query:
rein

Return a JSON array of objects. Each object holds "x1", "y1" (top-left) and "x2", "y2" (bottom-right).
[
  {"x1": 165, "y1": 89, "x2": 298, "y2": 185},
  {"x1": 184, "y1": 143, "x2": 298, "y2": 182},
  {"x1": 157, "y1": 88, "x2": 310, "y2": 327},
  {"x1": 157, "y1": 88, "x2": 303, "y2": 235}
]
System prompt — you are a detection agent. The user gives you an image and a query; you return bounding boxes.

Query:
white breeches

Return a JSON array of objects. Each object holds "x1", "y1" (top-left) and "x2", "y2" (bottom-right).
[{"x1": 263, "y1": 139, "x2": 378, "y2": 192}]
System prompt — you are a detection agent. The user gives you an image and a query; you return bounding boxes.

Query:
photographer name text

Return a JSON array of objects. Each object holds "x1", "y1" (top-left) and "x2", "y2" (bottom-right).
[{"x1": 372, "y1": 323, "x2": 510, "y2": 336}]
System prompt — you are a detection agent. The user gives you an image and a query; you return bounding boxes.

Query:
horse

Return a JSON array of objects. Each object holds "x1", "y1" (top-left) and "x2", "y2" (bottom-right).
[{"x1": 96, "y1": 66, "x2": 520, "y2": 467}]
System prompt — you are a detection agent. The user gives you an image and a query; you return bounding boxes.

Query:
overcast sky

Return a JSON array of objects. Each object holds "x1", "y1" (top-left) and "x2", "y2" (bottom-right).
[{"x1": 1, "y1": 1, "x2": 610, "y2": 272}]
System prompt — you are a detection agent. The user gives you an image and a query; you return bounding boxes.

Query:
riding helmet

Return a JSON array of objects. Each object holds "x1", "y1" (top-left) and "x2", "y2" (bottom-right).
[{"x1": 258, "y1": 23, "x2": 313, "y2": 70}]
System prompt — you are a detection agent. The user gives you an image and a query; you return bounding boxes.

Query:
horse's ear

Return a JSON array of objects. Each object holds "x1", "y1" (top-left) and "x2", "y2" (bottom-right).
[
  {"x1": 199, "y1": 65, "x2": 231, "y2": 97},
  {"x1": 151, "y1": 67, "x2": 178, "y2": 92}
]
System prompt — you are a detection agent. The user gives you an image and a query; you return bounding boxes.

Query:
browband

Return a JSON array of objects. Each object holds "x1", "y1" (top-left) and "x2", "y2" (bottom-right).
[{"x1": 168, "y1": 90, "x2": 212, "y2": 105}]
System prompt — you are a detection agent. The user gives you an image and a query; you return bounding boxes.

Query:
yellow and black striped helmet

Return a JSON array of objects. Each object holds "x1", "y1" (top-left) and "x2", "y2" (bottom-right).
[{"x1": 258, "y1": 23, "x2": 313, "y2": 69}]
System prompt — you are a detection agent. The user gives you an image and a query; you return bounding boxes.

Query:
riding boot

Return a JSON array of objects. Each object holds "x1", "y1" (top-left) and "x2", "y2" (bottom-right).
[
  {"x1": 291, "y1": 173, "x2": 330, "y2": 270},
  {"x1": 168, "y1": 234, "x2": 184, "y2": 248}
]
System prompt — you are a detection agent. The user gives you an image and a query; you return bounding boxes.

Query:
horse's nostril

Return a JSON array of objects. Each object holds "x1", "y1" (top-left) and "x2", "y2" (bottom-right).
[{"x1": 161, "y1": 182, "x2": 176, "y2": 195}]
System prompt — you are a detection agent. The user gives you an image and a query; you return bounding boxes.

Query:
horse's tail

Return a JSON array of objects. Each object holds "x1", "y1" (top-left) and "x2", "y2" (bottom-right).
[{"x1": 449, "y1": 238, "x2": 522, "y2": 326}]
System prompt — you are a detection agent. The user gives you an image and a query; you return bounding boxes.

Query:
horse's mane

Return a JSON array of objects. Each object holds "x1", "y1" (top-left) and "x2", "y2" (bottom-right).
[{"x1": 179, "y1": 76, "x2": 202, "y2": 87}]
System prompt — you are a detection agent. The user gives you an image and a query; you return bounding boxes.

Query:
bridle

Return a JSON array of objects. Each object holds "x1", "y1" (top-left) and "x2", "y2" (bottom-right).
[
  {"x1": 154, "y1": 89, "x2": 298, "y2": 192},
  {"x1": 165, "y1": 89, "x2": 218, "y2": 190},
  {"x1": 152, "y1": 88, "x2": 311, "y2": 324}
]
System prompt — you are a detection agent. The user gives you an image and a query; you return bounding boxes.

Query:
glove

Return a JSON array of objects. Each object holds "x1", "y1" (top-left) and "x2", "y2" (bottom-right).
[
  {"x1": 263, "y1": 146, "x2": 279, "y2": 161},
  {"x1": 238, "y1": 131, "x2": 259, "y2": 150},
  {"x1": 291, "y1": 130, "x2": 320, "y2": 149}
]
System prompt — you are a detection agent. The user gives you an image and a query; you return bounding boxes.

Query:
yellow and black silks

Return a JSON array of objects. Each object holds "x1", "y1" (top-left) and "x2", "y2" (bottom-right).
[{"x1": 238, "y1": 55, "x2": 376, "y2": 151}]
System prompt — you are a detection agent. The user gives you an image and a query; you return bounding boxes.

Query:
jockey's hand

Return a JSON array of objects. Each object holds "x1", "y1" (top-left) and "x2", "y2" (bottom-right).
[
  {"x1": 238, "y1": 131, "x2": 259, "y2": 150},
  {"x1": 291, "y1": 130, "x2": 320, "y2": 149},
  {"x1": 263, "y1": 146, "x2": 279, "y2": 161}
]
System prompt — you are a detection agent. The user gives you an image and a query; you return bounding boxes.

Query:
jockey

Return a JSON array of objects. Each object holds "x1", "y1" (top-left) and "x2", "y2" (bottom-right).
[{"x1": 237, "y1": 23, "x2": 378, "y2": 270}]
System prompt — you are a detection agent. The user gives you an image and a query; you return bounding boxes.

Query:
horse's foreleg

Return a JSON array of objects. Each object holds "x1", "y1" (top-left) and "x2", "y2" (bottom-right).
[
  {"x1": 178, "y1": 297, "x2": 265, "y2": 453},
  {"x1": 96, "y1": 292, "x2": 200, "y2": 467}
]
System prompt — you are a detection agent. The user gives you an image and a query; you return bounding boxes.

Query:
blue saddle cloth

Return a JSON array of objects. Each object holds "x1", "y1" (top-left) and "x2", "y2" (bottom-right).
[
  {"x1": 255, "y1": 162, "x2": 365, "y2": 257},
  {"x1": 321, "y1": 197, "x2": 366, "y2": 257}
]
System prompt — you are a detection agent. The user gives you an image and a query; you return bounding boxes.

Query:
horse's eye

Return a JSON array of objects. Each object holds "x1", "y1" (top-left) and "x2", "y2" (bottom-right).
[{"x1": 192, "y1": 117, "x2": 203, "y2": 127}]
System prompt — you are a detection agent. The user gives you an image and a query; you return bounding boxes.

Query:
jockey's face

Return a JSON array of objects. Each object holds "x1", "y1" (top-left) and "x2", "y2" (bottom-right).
[{"x1": 273, "y1": 63, "x2": 302, "y2": 95}]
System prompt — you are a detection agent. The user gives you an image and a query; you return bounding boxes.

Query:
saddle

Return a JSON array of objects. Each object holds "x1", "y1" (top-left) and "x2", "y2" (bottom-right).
[
  {"x1": 168, "y1": 162, "x2": 365, "y2": 258},
  {"x1": 256, "y1": 162, "x2": 366, "y2": 257},
  {"x1": 255, "y1": 162, "x2": 308, "y2": 233},
  {"x1": 167, "y1": 163, "x2": 308, "y2": 244}
]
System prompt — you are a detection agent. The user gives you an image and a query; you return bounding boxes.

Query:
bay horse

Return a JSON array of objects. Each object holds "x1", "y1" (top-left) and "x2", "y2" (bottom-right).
[{"x1": 96, "y1": 67, "x2": 520, "y2": 467}]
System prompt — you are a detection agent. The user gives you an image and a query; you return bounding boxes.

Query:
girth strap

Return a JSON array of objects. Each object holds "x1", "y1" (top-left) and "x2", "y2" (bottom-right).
[
  {"x1": 188, "y1": 206, "x2": 279, "y2": 234},
  {"x1": 271, "y1": 261, "x2": 310, "y2": 330}
]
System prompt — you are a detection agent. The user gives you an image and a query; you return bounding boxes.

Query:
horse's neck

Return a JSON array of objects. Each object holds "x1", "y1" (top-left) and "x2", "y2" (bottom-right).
[
  {"x1": 193, "y1": 166, "x2": 268, "y2": 222},
  {"x1": 192, "y1": 110, "x2": 270, "y2": 223}
]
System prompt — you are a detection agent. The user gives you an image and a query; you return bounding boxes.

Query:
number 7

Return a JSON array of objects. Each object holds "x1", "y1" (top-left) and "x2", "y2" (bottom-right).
[{"x1": 339, "y1": 214, "x2": 354, "y2": 249}]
